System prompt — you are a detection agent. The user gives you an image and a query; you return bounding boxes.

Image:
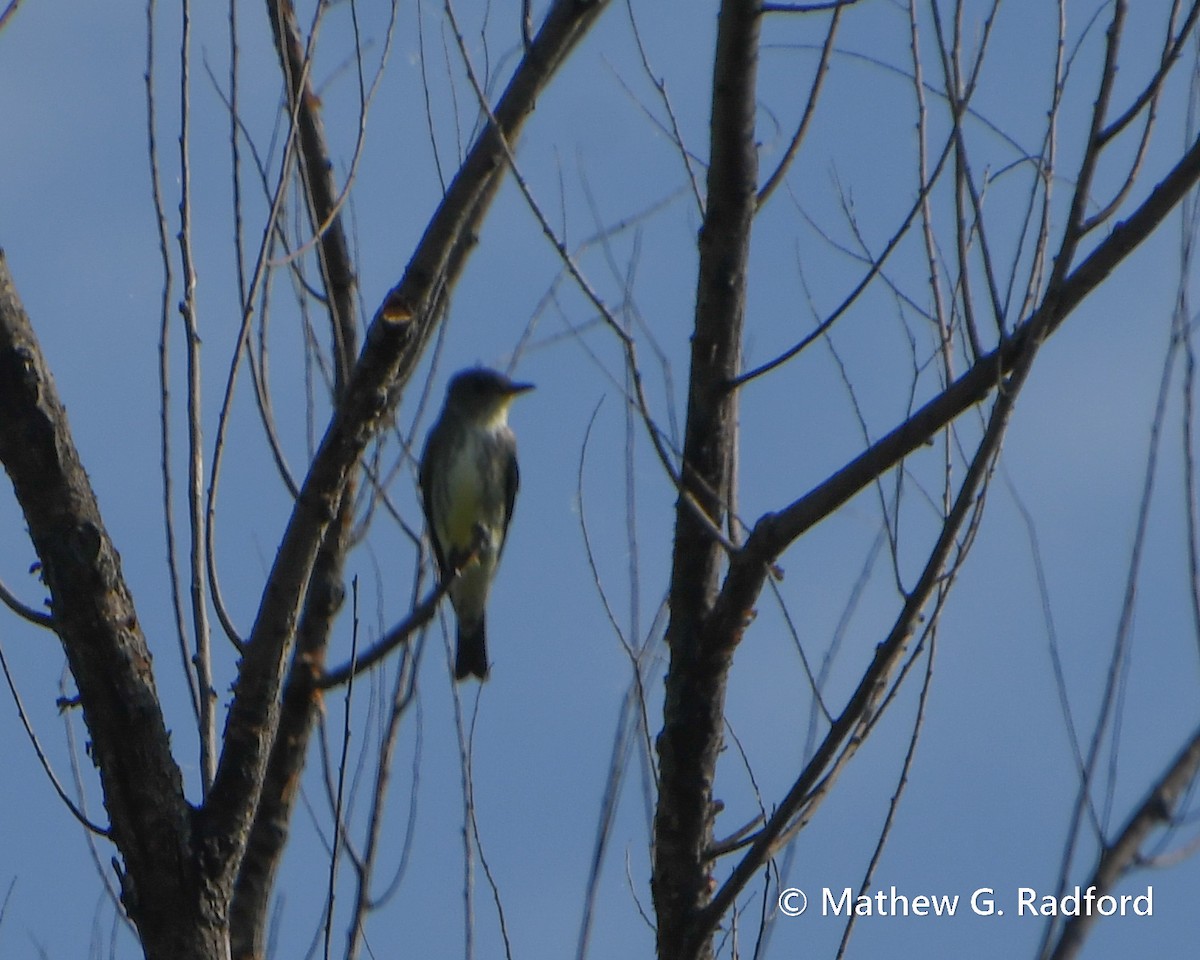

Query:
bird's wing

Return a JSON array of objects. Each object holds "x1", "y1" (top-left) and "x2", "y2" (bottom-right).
[
  {"x1": 500, "y1": 432, "x2": 520, "y2": 552},
  {"x1": 419, "y1": 427, "x2": 450, "y2": 580}
]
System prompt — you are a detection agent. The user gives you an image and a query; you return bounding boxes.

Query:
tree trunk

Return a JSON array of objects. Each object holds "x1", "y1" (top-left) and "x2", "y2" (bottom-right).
[{"x1": 651, "y1": 2, "x2": 760, "y2": 959}]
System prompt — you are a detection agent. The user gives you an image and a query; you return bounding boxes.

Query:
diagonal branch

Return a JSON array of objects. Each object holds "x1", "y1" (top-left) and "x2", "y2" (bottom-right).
[
  {"x1": 732, "y1": 125, "x2": 1200, "y2": 580},
  {"x1": 698, "y1": 296, "x2": 1044, "y2": 950},
  {"x1": 317, "y1": 574, "x2": 447, "y2": 689},
  {"x1": 680, "y1": 121, "x2": 1200, "y2": 953},
  {"x1": 0, "y1": 252, "x2": 196, "y2": 953},
  {"x1": 228, "y1": 1, "x2": 366, "y2": 951},
  {"x1": 1044, "y1": 724, "x2": 1200, "y2": 960},
  {"x1": 266, "y1": 0, "x2": 360, "y2": 391},
  {"x1": 201, "y1": 0, "x2": 615, "y2": 886},
  {"x1": 756, "y1": 0, "x2": 844, "y2": 209}
]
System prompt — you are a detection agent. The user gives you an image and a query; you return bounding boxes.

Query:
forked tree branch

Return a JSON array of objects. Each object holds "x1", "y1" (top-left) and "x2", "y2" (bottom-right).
[
  {"x1": 229, "y1": 0, "x2": 363, "y2": 950},
  {"x1": 1044, "y1": 724, "x2": 1200, "y2": 960},
  {"x1": 681, "y1": 122, "x2": 1200, "y2": 956},
  {"x1": 698, "y1": 296, "x2": 1046, "y2": 952},
  {"x1": 0, "y1": 252, "x2": 208, "y2": 958},
  {"x1": 2, "y1": 0, "x2": 617, "y2": 952},
  {"x1": 202, "y1": 0, "x2": 614, "y2": 896},
  {"x1": 266, "y1": 0, "x2": 358, "y2": 391},
  {"x1": 652, "y1": 1, "x2": 759, "y2": 959}
]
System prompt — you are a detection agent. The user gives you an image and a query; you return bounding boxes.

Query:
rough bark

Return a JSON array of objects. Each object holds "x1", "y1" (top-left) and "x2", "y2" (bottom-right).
[
  {"x1": 0, "y1": 251, "x2": 229, "y2": 959},
  {"x1": 203, "y1": 0, "x2": 615, "y2": 892},
  {"x1": 654, "y1": 41, "x2": 1200, "y2": 960},
  {"x1": 1045, "y1": 725, "x2": 1200, "y2": 960},
  {"x1": 2, "y1": 2, "x2": 616, "y2": 956},
  {"x1": 228, "y1": 0, "x2": 616, "y2": 953},
  {"x1": 229, "y1": 497, "x2": 352, "y2": 960},
  {"x1": 651, "y1": 3, "x2": 759, "y2": 959},
  {"x1": 228, "y1": 4, "x2": 359, "y2": 954}
]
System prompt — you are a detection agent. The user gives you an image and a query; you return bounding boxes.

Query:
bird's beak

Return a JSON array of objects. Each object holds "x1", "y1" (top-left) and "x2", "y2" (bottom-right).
[{"x1": 506, "y1": 381, "x2": 535, "y2": 396}]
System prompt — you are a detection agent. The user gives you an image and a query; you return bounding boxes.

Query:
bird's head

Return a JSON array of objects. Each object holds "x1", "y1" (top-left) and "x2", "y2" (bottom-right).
[{"x1": 445, "y1": 367, "x2": 534, "y2": 422}]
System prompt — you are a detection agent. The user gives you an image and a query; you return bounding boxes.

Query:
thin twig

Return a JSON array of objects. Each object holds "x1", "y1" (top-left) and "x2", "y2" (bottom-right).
[
  {"x1": 1005, "y1": 470, "x2": 1097, "y2": 837},
  {"x1": 761, "y1": 0, "x2": 865, "y2": 12},
  {"x1": 444, "y1": 0, "x2": 738, "y2": 555},
  {"x1": 0, "y1": 577, "x2": 52, "y2": 628},
  {"x1": 345, "y1": 627, "x2": 421, "y2": 960},
  {"x1": 834, "y1": 632, "x2": 936, "y2": 960},
  {"x1": 471, "y1": 787, "x2": 516, "y2": 960},
  {"x1": 1180, "y1": 55, "x2": 1200, "y2": 662},
  {"x1": 1039, "y1": 274, "x2": 1183, "y2": 957},
  {"x1": 622, "y1": 0, "x2": 704, "y2": 215},
  {"x1": 318, "y1": 546, "x2": 467, "y2": 688},
  {"x1": 203, "y1": 6, "x2": 321, "y2": 654},
  {"x1": 147, "y1": 0, "x2": 202, "y2": 727},
  {"x1": 756, "y1": 0, "x2": 843, "y2": 208},
  {"x1": 1043, "y1": 726, "x2": 1200, "y2": 960},
  {"x1": 322, "y1": 578, "x2": 360, "y2": 960},
  {"x1": 731, "y1": 126, "x2": 958, "y2": 390},
  {"x1": 176, "y1": 0, "x2": 219, "y2": 796},
  {"x1": 0, "y1": 0, "x2": 24, "y2": 33},
  {"x1": 0, "y1": 639, "x2": 109, "y2": 836},
  {"x1": 60, "y1": 669, "x2": 131, "y2": 932}
]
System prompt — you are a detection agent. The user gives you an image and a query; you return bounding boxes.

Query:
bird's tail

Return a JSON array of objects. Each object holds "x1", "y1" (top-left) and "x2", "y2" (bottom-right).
[{"x1": 455, "y1": 618, "x2": 489, "y2": 681}]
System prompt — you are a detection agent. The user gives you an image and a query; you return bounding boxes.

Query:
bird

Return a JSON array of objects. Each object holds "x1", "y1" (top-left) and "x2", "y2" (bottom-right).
[{"x1": 419, "y1": 367, "x2": 533, "y2": 681}]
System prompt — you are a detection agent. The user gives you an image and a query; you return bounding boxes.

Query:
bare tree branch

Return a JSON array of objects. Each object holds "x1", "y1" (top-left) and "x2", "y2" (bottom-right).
[
  {"x1": 204, "y1": 0, "x2": 615, "y2": 908},
  {"x1": 0, "y1": 252, "x2": 210, "y2": 957},
  {"x1": 147, "y1": 0, "x2": 203, "y2": 729},
  {"x1": 319, "y1": 570, "x2": 454, "y2": 689},
  {"x1": 1043, "y1": 725, "x2": 1200, "y2": 960},
  {"x1": 756, "y1": 0, "x2": 844, "y2": 209},
  {"x1": 229, "y1": 0, "x2": 368, "y2": 947},
  {"x1": 652, "y1": 2, "x2": 760, "y2": 959},
  {"x1": 731, "y1": 122, "x2": 1200, "y2": 579},
  {"x1": 0, "y1": 0, "x2": 24, "y2": 34},
  {"x1": 680, "y1": 110, "x2": 1200, "y2": 959},
  {"x1": 266, "y1": 0, "x2": 362, "y2": 391},
  {"x1": 0, "y1": 576, "x2": 52, "y2": 628},
  {"x1": 0, "y1": 635, "x2": 110, "y2": 836}
]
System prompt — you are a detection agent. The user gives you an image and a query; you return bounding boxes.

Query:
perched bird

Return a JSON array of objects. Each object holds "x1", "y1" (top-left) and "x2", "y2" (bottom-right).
[{"x1": 419, "y1": 367, "x2": 533, "y2": 680}]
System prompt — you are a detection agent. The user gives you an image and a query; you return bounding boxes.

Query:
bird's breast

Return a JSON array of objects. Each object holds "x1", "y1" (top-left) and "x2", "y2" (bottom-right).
[{"x1": 440, "y1": 426, "x2": 510, "y2": 554}]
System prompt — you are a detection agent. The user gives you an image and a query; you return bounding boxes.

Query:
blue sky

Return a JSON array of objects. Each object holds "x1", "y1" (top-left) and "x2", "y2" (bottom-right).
[{"x1": 2, "y1": 1, "x2": 1199, "y2": 958}]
